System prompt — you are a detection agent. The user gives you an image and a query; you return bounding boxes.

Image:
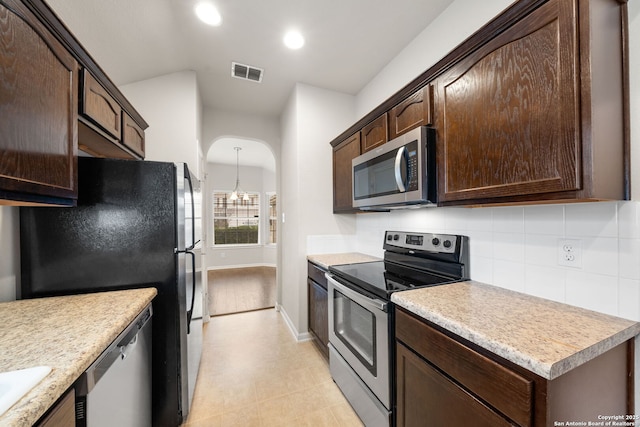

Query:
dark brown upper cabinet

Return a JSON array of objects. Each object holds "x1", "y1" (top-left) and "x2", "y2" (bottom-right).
[
  {"x1": 0, "y1": 0, "x2": 78, "y2": 206},
  {"x1": 333, "y1": 132, "x2": 361, "y2": 213},
  {"x1": 389, "y1": 84, "x2": 434, "y2": 140},
  {"x1": 80, "y1": 69, "x2": 122, "y2": 140},
  {"x1": 79, "y1": 69, "x2": 146, "y2": 160},
  {"x1": 435, "y1": 0, "x2": 627, "y2": 206},
  {"x1": 361, "y1": 113, "x2": 388, "y2": 153},
  {"x1": 0, "y1": 0, "x2": 148, "y2": 206},
  {"x1": 329, "y1": 0, "x2": 629, "y2": 210},
  {"x1": 122, "y1": 113, "x2": 145, "y2": 158}
]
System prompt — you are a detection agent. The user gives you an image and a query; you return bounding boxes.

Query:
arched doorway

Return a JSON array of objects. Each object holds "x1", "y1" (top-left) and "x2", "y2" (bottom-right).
[{"x1": 203, "y1": 137, "x2": 277, "y2": 316}]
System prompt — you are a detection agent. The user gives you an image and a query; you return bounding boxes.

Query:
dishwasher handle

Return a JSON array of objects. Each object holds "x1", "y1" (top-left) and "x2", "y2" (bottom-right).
[{"x1": 119, "y1": 334, "x2": 137, "y2": 360}]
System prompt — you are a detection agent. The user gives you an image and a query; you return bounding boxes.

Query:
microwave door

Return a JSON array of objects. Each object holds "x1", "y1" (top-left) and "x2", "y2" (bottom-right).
[{"x1": 354, "y1": 151, "x2": 401, "y2": 198}]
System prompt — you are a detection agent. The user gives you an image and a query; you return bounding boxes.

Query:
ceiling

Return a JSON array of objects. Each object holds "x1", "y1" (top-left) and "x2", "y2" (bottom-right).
[{"x1": 45, "y1": 0, "x2": 453, "y2": 168}]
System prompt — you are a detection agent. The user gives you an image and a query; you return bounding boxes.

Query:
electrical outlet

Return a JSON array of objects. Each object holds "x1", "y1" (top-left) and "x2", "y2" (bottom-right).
[{"x1": 558, "y1": 239, "x2": 582, "y2": 268}]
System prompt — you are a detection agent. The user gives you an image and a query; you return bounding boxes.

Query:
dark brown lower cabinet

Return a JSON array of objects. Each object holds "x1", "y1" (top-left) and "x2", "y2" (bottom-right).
[
  {"x1": 396, "y1": 343, "x2": 513, "y2": 427},
  {"x1": 307, "y1": 261, "x2": 329, "y2": 358},
  {"x1": 36, "y1": 388, "x2": 75, "y2": 427},
  {"x1": 395, "y1": 307, "x2": 633, "y2": 427}
]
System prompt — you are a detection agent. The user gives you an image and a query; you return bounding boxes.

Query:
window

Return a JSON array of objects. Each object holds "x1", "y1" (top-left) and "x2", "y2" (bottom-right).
[
  {"x1": 213, "y1": 191, "x2": 260, "y2": 245},
  {"x1": 267, "y1": 193, "x2": 277, "y2": 244}
]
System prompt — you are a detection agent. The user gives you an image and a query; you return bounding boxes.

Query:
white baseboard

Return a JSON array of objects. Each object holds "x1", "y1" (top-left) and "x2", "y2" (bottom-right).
[
  {"x1": 207, "y1": 263, "x2": 276, "y2": 271},
  {"x1": 278, "y1": 305, "x2": 312, "y2": 342}
]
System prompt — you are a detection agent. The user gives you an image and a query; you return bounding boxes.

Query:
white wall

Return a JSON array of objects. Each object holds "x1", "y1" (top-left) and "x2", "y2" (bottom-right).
[
  {"x1": 200, "y1": 109, "x2": 280, "y2": 276},
  {"x1": 356, "y1": 0, "x2": 515, "y2": 117},
  {"x1": 205, "y1": 162, "x2": 276, "y2": 268},
  {"x1": 201, "y1": 109, "x2": 280, "y2": 157},
  {"x1": 279, "y1": 90, "x2": 300, "y2": 329},
  {"x1": 120, "y1": 70, "x2": 203, "y2": 179},
  {"x1": 278, "y1": 83, "x2": 357, "y2": 337},
  {"x1": 352, "y1": 202, "x2": 639, "y2": 316}
]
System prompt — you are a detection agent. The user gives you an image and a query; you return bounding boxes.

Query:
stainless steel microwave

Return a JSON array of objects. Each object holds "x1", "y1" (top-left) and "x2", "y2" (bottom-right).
[{"x1": 352, "y1": 126, "x2": 436, "y2": 210}]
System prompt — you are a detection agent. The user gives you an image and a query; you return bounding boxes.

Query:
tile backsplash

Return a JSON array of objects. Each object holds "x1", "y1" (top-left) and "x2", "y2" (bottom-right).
[{"x1": 309, "y1": 201, "x2": 640, "y2": 321}]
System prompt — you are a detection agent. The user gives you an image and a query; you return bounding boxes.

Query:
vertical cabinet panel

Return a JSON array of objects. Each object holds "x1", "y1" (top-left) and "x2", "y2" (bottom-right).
[
  {"x1": 436, "y1": 0, "x2": 581, "y2": 203},
  {"x1": 332, "y1": 133, "x2": 360, "y2": 213},
  {"x1": 308, "y1": 278, "x2": 329, "y2": 358},
  {"x1": 0, "y1": 0, "x2": 77, "y2": 203}
]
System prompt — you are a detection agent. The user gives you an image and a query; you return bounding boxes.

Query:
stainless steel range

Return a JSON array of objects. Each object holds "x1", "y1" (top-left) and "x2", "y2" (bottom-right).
[{"x1": 327, "y1": 231, "x2": 470, "y2": 427}]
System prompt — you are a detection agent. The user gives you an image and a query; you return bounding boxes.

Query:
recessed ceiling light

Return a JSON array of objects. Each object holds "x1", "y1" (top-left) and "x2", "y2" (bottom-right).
[
  {"x1": 195, "y1": 2, "x2": 222, "y2": 26},
  {"x1": 283, "y1": 30, "x2": 304, "y2": 50}
]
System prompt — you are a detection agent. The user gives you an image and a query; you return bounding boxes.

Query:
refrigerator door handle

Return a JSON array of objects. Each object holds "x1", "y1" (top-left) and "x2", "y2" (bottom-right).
[
  {"x1": 185, "y1": 170, "x2": 197, "y2": 251},
  {"x1": 186, "y1": 250, "x2": 196, "y2": 334}
]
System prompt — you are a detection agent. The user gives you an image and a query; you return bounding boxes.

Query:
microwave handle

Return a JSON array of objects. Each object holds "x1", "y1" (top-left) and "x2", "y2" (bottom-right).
[{"x1": 394, "y1": 146, "x2": 408, "y2": 192}]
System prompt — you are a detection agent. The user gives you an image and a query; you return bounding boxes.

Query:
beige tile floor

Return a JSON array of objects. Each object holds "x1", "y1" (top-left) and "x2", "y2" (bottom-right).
[{"x1": 182, "y1": 308, "x2": 364, "y2": 426}]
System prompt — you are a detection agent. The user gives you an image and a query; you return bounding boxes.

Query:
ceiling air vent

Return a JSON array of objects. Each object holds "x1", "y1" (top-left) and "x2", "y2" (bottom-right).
[{"x1": 231, "y1": 62, "x2": 264, "y2": 83}]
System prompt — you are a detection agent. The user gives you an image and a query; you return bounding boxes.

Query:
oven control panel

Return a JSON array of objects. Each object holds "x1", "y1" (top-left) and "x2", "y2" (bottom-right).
[{"x1": 384, "y1": 231, "x2": 458, "y2": 254}]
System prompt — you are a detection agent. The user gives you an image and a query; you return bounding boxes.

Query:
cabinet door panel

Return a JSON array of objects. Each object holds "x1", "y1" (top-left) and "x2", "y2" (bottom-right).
[
  {"x1": 396, "y1": 308, "x2": 532, "y2": 426},
  {"x1": 389, "y1": 85, "x2": 433, "y2": 139},
  {"x1": 81, "y1": 69, "x2": 121, "y2": 139},
  {"x1": 361, "y1": 113, "x2": 388, "y2": 153},
  {"x1": 396, "y1": 342, "x2": 514, "y2": 427},
  {"x1": 122, "y1": 113, "x2": 145, "y2": 158},
  {"x1": 437, "y1": 0, "x2": 579, "y2": 203},
  {"x1": 0, "y1": 0, "x2": 77, "y2": 202}
]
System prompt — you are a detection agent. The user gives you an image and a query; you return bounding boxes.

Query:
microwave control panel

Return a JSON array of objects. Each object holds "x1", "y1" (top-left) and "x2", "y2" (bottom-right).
[{"x1": 406, "y1": 140, "x2": 419, "y2": 191}]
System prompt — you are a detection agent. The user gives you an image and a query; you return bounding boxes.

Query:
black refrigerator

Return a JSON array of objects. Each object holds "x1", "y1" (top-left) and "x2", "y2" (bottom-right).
[{"x1": 19, "y1": 157, "x2": 203, "y2": 427}]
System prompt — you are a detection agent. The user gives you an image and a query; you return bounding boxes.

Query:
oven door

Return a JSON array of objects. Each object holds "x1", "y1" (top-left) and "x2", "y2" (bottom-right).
[{"x1": 327, "y1": 274, "x2": 390, "y2": 408}]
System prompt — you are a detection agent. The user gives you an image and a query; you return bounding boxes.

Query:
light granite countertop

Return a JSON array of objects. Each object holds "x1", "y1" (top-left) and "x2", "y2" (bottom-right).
[
  {"x1": 392, "y1": 281, "x2": 640, "y2": 380},
  {"x1": 307, "y1": 252, "x2": 381, "y2": 269},
  {"x1": 0, "y1": 288, "x2": 157, "y2": 427}
]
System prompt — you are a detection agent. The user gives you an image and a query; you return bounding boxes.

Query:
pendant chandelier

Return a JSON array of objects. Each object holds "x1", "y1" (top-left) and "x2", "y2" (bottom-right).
[{"x1": 230, "y1": 147, "x2": 249, "y2": 201}]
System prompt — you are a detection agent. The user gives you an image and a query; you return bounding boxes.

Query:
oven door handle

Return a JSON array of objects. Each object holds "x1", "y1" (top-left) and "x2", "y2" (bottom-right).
[{"x1": 327, "y1": 275, "x2": 388, "y2": 313}]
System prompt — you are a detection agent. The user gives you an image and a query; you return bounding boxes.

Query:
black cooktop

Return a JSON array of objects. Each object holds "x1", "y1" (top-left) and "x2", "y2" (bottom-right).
[
  {"x1": 329, "y1": 260, "x2": 462, "y2": 300},
  {"x1": 328, "y1": 231, "x2": 470, "y2": 300}
]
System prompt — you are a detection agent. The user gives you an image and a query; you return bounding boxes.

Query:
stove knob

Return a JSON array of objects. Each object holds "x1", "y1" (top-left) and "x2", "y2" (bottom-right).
[
  {"x1": 387, "y1": 234, "x2": 393, "y2": 241},
  {"x1": 431, "y1": 238, "x2": 440, "y2": 246},
  {"x1": 443, "y1": 240, "x2": 452, "y2": 249},
  {"x1": 393, "y1": 234, "x2": 400, "y2": 241}
]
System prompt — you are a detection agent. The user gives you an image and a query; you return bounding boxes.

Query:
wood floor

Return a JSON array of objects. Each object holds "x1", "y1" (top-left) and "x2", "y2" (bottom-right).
[{"x1": 208, "y1": 267, "x2": 276, "y2": 316}]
